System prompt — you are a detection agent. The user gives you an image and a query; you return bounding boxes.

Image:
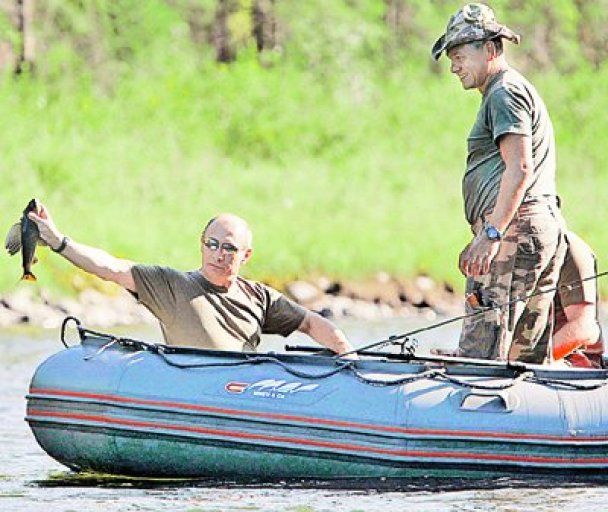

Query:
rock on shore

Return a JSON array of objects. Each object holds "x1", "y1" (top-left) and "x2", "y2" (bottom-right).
[
  {"x1": 0, "y1": 274, "x2": 462, "y2": 329},
  {"x1": 0, "y1": 287, "x2": 155, "y2": 329},
  {"x1": 286, "y1": 273, "x2": 461, "y2": 321}
]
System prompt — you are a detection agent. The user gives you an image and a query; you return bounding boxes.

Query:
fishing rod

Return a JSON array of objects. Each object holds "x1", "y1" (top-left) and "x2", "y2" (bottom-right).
[
  {"x1": 284, "y1": 344, "x2": 535, "y2": 370},
  {"x1": 333, "y1": 270, "x2": 608, "y2": 359}
]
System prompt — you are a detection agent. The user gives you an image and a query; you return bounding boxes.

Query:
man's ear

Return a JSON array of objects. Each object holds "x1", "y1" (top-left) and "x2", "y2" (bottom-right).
[
  {"x1": 485, "y1": 40, "x2": 497, "y2": 60},
  {"x1": 241, "y1": 248, "x2": 253, "y2": 264}
]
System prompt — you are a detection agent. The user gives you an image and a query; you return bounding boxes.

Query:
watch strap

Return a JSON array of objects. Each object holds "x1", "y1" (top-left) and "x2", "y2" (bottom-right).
[{"x1": 52, "y1": 236, "x2": 70, "y2": 253}]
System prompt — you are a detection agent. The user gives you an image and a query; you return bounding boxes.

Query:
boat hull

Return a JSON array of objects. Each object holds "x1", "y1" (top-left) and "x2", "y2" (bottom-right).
[{"x1": 26, "y1": 335, "x2": 608, "y2": 479}]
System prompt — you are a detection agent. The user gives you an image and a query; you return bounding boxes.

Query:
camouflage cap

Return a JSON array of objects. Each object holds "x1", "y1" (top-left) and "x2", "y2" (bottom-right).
[{"x1": 431, "y1": 3, "x2": 520, "y2": 61}]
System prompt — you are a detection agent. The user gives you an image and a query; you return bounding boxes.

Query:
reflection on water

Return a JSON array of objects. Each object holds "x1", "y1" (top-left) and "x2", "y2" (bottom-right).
[
  {"x1": 32, "y1": 471, "x2": 608, "y2": 492},
  {"x1": 2, "y1": 318, "x2": 608, "y2": 511}
]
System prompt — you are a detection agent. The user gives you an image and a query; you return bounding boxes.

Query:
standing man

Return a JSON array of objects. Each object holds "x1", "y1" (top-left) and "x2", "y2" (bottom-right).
[
  {"x1": 432, "y1": 4, "x2": 567, "y2": 363},
  {"x1": 24, "y1": 203, "x2": 355, "y2": 356}
]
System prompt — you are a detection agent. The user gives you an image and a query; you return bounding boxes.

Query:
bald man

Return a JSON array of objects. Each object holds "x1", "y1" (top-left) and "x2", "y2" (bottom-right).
[{"x1": 28, "y1": 204, "x2": 355, "y2": 356}]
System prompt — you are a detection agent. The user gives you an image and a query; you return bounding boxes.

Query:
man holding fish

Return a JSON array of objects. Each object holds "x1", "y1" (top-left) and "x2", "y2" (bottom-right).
[{"x1": 6, "y1": 200, "x2": 355, "y2": 357}]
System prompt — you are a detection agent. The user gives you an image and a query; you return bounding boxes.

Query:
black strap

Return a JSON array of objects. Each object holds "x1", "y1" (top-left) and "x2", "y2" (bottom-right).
[{"x1": 52, "y1": 236, "x2": 70, "y2": 253}]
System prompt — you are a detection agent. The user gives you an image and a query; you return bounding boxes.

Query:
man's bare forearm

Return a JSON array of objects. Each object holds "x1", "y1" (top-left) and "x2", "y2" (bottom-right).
[
  {"x1": 486, "y1": 166, "x2": 531, "y2": 232},
  {"x1": 486, "y1": 134, "x2": 534, "y2": 233},
  {"x1": 27, "y1": 204, "x2": 136, "y2": 291},
  {"x1": 298, "y1": 312, "x2": 354, "y2": 355},
  {"x1": 59, "y1": 240, "x2": 135, "y2": 290},
  {"x1": 553, "y1": 304, "x2": 600, "y2": 359}
]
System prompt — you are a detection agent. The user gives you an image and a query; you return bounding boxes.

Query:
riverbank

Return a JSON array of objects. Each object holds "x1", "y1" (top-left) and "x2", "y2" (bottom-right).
[{"x1": 0, "y1": 274, "x2": 462, "y2": 330}]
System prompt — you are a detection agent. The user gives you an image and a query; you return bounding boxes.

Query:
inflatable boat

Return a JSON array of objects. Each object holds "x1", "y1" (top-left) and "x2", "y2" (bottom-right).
[{"x1": 25, "y1": 318, "x2": 608, "y2": 480}]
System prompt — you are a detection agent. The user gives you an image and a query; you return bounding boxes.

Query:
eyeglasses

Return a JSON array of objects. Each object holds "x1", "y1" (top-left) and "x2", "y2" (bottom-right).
[{"x1": 203, "y1": 237, "x2": 241, "y2": 254}]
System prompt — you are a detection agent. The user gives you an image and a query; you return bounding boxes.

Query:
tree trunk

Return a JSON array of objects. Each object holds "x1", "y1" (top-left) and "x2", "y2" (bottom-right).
[
  {"x1": 15, "y1": 0, "x2": 34, "y2": 73},
  {"x1": 214, "y1": 0, "x2": 236, "y2": 63},
  {"x1": 574, "y1": 0, "x2": 608, "y2": 69},
  {"x1": 252, "y1": 0, "x2": 276, "y2": 52}
]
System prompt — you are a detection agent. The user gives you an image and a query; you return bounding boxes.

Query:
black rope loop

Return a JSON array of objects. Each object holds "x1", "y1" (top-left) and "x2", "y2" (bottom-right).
[
  {"x1": 349, "y1": 367, "x2": 445, "y2": 387},
  {"x1": 156, "y1": 351, "x2": 354, "y2": 380},
  {"x1": 526, "y1": 375, "x2": 608, "y2": 391},
  {"x1": 438, "y1": 371, "x2": 532, "y2": 390},
  {"x1": 60, "y1": 316, "x2": 83, "y2": 348}
]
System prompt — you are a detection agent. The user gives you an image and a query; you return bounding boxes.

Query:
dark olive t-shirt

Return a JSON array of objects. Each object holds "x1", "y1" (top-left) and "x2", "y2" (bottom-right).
[
  {"x1": 463, "y1": 68, "x2": 556, "y2": 224},
  {"x1": 131, "y1": 265, "x2": 307, "y2": 351}
]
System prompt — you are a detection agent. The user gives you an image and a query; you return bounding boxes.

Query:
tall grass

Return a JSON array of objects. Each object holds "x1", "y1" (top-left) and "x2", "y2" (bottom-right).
[{"x1": 1, "y1": 33, "x2": 607, "y2": 295}]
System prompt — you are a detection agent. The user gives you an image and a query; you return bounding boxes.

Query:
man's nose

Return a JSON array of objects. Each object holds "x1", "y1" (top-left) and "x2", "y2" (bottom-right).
[
  {"x1": 217, "y1": 249, "x2": 236, "y2": 261},
  {"x1": 450, "y1": 61, "x2": 459, "y2": 73}
]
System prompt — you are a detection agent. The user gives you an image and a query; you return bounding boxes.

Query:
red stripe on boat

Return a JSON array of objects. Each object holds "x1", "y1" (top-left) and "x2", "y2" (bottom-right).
[
  {"x1": 26, "y1": 408, "x2": 608, "y2": 466},
  {"x1": 28, "y1": 387, "x2": 608, "y2": 443}
]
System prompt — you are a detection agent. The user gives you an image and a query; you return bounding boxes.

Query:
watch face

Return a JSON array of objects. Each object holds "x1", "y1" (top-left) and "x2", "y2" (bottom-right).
[{"x1": 486, "y1": 226, "x2": 500, "y2": 240}]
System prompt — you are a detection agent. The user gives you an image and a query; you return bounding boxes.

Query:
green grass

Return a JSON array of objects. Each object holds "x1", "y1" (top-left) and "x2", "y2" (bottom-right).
[{"x1": 1, "y1": 53, "x2": 607, "y2": 295}]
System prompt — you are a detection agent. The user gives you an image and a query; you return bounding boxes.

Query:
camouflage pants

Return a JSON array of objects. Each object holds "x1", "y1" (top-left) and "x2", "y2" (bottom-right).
[{"x1": 459, "y1": 201, "x2": 567, "y2": 363}]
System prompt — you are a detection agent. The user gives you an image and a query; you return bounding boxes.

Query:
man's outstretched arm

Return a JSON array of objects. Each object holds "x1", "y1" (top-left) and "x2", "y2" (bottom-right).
[
  {"x1": 297, "y1": 311, "x2": 357, "y2": 358},
  {"x1": 28, "y1": 203, "x2": 136, "y2": 292},
  {"x1": 553, "y1": 303, "x2": 601, "y2": 361}
]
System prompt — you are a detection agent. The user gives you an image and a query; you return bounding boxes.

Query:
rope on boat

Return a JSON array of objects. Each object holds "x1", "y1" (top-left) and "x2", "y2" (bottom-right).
[
  {"x1": 349, "y1": 367, "x2": 446, "y2": 387},
  {"x1": 526, "y1": 375, "x2": 608, "y2": 391},
  {"x1": 61, "y1": 317, "x2": 608, "y2": 391},
  {"x1": 348, "y1": 367, "x2": 536, "y2": 390},
  {"x1": 156, "y1": 350, "x2": 354, "y2": 380},
  {"x1": 439, "y1": 370, "x2": 533, "y2": 390}
]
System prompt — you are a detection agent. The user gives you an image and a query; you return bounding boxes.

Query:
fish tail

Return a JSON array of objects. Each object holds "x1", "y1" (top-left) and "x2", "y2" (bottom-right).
[{"x1": 22, "y1": 272, "x2": 37, "y2": 282}]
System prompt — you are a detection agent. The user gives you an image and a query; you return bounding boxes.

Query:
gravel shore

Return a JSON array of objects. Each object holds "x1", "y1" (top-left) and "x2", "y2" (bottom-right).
[{"x1": 0, "y1": 273, "x2": 462, "y2": 330}]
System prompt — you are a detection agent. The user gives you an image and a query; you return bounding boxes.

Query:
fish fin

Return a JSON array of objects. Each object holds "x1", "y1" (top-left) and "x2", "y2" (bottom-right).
[
  {"x1": 4, "y1": 222, "x2": 21, "y2": 255},
  {"x1": 22, "y1": 272, "x2": 37, "y2": 282},
  {"x1": 32, "y1": 256, "x2": 39, "y2": 265},
  {"x1": 37, "y1": 238, "x2": 48, "y2": 247}
]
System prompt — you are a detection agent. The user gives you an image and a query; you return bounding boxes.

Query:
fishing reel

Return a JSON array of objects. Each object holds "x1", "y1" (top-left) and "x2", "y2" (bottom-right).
[{"x1": 389, "y1": 335, "x2": 418, "y2": 358}]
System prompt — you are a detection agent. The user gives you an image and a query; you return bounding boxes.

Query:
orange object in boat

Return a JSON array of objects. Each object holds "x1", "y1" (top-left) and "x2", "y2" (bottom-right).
[
  {"x1": 566, "y1": 352, "x2": 595, "y2": 368},
  {"x1": 552, "y1": 338, "x2": 586, "y2": 361}
]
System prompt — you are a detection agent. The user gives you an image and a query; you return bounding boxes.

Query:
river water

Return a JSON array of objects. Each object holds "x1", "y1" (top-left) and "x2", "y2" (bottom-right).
[{"x1": 2, "y1": 317, "x2": 608, "y2": 512}]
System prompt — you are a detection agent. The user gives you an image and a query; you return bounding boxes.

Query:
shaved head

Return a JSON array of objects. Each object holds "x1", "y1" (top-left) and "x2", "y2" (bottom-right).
[
  {"x1": 200, "y1": 213, "x2": 254, "y2": 287},
  {"x1": 202, "y1": 213, "x2": 253, "y2": 249}
]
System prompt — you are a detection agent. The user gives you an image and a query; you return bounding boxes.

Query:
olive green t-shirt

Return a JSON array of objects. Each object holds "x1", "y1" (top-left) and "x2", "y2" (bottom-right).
[
  {"x1": 131, "y1": 265, "x2": 307, "y2": 351},
  {"x1": 463, "y1": 68, "x2": 556, "y2": 225}
]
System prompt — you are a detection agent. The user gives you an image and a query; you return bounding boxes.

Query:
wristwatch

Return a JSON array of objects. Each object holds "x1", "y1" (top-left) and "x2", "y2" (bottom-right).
[{"x1": 483, "y1": 222, "x2": 502, "y2": 242}]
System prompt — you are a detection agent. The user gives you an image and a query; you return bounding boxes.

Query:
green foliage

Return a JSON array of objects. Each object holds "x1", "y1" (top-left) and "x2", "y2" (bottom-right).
[{"x1": 0, "y1": 1, "x2": 607, "y2": 295}]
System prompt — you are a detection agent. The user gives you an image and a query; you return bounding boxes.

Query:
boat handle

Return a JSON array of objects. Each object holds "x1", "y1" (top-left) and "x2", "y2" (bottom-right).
[
  {"x1": 459, "y1": 390, "x2": 514, "y2": 412},
  {"x1": 61, "y1": 316, "x2": 84, "y2": 348}
]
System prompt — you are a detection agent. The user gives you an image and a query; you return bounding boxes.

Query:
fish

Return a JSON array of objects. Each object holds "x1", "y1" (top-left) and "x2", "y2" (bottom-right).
[{"x1": 4, "y1": 199, "x2": 47, "y2": 281}]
